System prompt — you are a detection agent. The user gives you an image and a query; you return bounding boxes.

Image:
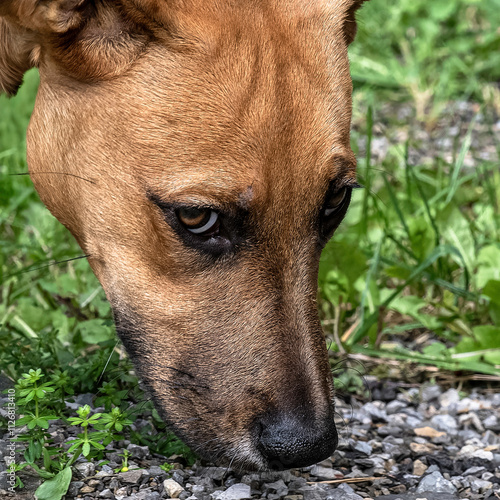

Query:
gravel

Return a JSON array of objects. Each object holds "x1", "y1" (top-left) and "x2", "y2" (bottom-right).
[
  {"x1": 352, "y1": 99, "x2": 499, "y2": 170},
  {"x1": 1, "y1": 381, "x2": 499, "y2": 500}
]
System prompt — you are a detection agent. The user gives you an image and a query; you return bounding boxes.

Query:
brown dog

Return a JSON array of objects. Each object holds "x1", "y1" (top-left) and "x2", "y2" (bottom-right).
[{"x1": 1, "y1": 0, "x2": 366, "y2": 471}]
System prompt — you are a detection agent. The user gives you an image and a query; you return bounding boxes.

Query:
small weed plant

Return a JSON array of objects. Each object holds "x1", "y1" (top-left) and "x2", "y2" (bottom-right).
[{"x1": 3, "y1": 369, "x2": 133, "y2": 499}]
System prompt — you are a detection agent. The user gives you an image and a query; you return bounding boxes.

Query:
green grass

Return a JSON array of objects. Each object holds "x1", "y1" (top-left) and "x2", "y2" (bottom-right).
[
  {"x1": 318, "y1": 0, "x2": 500, "y2": 376},
  {"x1": 350, "y1": 0, "x2": 500, "y2": 119},
  {"x1": 1, "y1": 0, "x2": 500, "y2": 487}
]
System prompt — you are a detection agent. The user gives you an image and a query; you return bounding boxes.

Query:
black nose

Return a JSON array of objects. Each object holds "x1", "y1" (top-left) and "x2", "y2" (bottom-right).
[{"x1": 256, "y1": 413, "x2": 338, "y2": 470}]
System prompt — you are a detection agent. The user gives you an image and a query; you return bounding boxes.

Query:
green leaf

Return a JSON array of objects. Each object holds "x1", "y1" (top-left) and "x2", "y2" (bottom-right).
[
  {"x1": 89, "y1": 441, "x2": 105, "y2": 450},
  {"x1": 476, "y1": 245, "x2": 500, "y2": 288},
  {"x1": 24, "y1": 391, "x2": 35, "y2": 402},
  {"x1": 29, "y1": 462, "x2": 56, "y2": 480},
  {"x1": 34, "y1": 466, "x2": 72, "y2": 500},
  {"x1": 25, "y1": 440, "x2": 42, "y2": 463},
  {"x1": 473, "y1": 325, "x2": 500, "y2": 349},
  {"x1": 37, "y1": 418, "x2": 50, "y2": 429},
  {"x1": 67, "y1": 417, "x2": 84, "y2": 425},
  {"x1": 82, "y1": 442, "x2": 90, "y2": 457},
  {"x1": 67, "y1": 442, "x2": 82, "y2": 454},
  {"x1": 453, "y1": 336, "x2": 481, "y2": 354},
  {"x1": 483, "y1": 280, "x2": 500, "y2": 305},
  {"x1": 422, "y1": 342, "x2": 449, "y2": 358},
  {"x1": 484, "y1": 350, "x2": 500, "y2": 365},
  {"x1": 78, "y1": 319, "x2": 115, "y2": 344},
  {"x1": 42, "y1": 448, "x2": 52, "y2": 472}
]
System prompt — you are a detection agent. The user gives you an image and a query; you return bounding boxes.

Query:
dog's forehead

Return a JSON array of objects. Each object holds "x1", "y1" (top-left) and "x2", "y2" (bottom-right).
[{"x1": 121, "y1": 5, "x2": 354, "y2": 204}]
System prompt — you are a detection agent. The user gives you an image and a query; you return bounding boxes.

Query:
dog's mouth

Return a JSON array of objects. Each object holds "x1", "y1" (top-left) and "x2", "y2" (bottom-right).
[
  {"x1": 141, "y1": 377, "x2": 339, "y2": 472},
  {"x1": 162, "y1": 407, "x2": 339, "y2": 472}
]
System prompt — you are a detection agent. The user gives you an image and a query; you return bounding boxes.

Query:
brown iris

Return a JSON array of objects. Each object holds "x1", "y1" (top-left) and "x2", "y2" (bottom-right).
[
  {"x1": 324, "y1": 187, "x2": 347, "y2": 216},
  {"x1": 177, "y1": 207, "x2": 219, "y2": 234}
]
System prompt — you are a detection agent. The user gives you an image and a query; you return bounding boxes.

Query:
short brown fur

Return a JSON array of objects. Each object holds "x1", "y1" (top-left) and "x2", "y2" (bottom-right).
[{"x1": 1, "y1": 0, "x2": 367, "y2": 470}]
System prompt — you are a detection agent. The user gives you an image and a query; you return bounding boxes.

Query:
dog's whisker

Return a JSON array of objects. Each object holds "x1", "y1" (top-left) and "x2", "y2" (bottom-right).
[
  {"x1": 6, "y1": 255, "x2": 90, "y2": 278},
  {"x1": 11, "y1": 171, "x2": 96, "y2": 184}
]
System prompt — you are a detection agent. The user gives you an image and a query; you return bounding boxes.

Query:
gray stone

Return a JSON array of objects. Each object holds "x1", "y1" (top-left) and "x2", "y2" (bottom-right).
[
  {"x1": 406, "y1": 416, "x2": 423, "y2": 428},
  {"x1": 483, "y1": 430, "x2": 499, "y2": 445},
  {"x1": 171, "y1": 470, "x2": 187, "y2": 486},
  {"x1": 381, "y1": 442, "x2": 402, "y2": 456},
  {"x1": 122, "y1": 490, "x2": 161, "y2": 500},
  {"x1": 109, "y1": 477, "x2": 121, "y2": 491},
  {"x1": 431, "y1": 414, "x2": 458, "y2": 433},
  {"x1": 325, "y1": 483, "x2": 363, "y2": 500},
  {"x1": 377, "y1": 425, "x2": 402, "y2": 437},
  {"x1": 67, "y1": 480, "x2": 85, "y2": 497},
  {"x1": 65, "y1": 393, "x2": 95, "y2": 410},
  {"x1": 457, "y1": 398, "x2": 492, "y2": 413},
  {"x1": 468, "y1": 477, "x2": 493, "y2": 493},
  {"x1": 375, "y1": 494, "x2": 459, "y2": 500},
  {"x1": 99, "y1": 488, "x2": 115, "y2": 498},
  {"x1": 95, "y1": 465, "x2": 115, "y2": 478},
  {"x1": 459, "y1": 411, "x2": 484, "y2": 432},
  {"x1": 211, "y1": 483, "x2": 251, "y2": 500},
  {"x1": 362, "y1": 402, "x2": 388, "y2": 421},
  {"x1": 463, "y1": 467, "x2": 486, "y2": 477},
  {"x1": 260, "y1": 470, "x2": 295, "y2": 483},
  {"x1": 483, "y1": 415, "x2": 498, "y2": 429},
  {"x1": 147, "y1": 465, "x2": 166, "y2": 477},
  {"x1": 439, "y1": 389, "x2": 460, "y2": 409},
  {"x1": 239, "y1": 474, "x2": 260, "y2": 486},
  {"x1": 119, "y1": 469, "x2": 143, "y2": 484},
  {"x1": 127, "y1": 443, "x2": 150, "y2": 460},
  {"x1": 74, "y1": 462, "x2": 96, "y2": 478},
  {"x1": 309, "y1": 465, "x2": 339, "y2": 481},
  {"x1": 198, "y1": 467, "x2": 227, "y2": 482},
  {"x1": 263, "y1": 479, "x2": 288, "y2": 497},
  {"x1": 416, "y1": 471, "x2": 457, "y2": 495},
  {"x1": 298, "y1": 485, "x2": 327, "y2": 500},
  {"x1": 386, "y1": 400, "x2": 407, "y2": 415},
  {"x1": 351, "y1": 440, "x2": 372, "y2": 455},
  {"x1": 457, "y1": 444, "x2": 494, "y2": 461},
  {"x1": 287, "y1": 478, "x2": 308, "y2": 493},
  {"x1": 421, "y1": 385, "x2": 442, "y2": 402}
]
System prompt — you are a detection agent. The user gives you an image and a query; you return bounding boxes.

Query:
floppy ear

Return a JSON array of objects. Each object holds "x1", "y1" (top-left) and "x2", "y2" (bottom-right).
[
  {"x1": 0, "y1": 0, "x2": 148, "y2": 96},
  {"x1": 343, "y1": 0, "x2": 367, "y2": 46},
  {"x1": 0, "y1": 17, "x2": 36, "y2": 95}
]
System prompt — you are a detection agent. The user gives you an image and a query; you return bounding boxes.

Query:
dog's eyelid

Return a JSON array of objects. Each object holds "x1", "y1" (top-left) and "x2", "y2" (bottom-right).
[
  {"x1": 148, "y1": 192, "x2": 225, "y2": 214},
  {"x1": 327, "y1": 178, "x2": 361, "y2": 192},
  {"x1": 348, "y1": 181, "x2": 364, "y2": 190}
]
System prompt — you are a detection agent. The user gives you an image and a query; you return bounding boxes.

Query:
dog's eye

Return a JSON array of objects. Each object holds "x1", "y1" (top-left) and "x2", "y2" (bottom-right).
[
  {"x1": 324, "y1": 188, "x2": 347, "y2": 216},
  {"x1": 177, "y1": 207, "x2": 219, "y2": 235}
]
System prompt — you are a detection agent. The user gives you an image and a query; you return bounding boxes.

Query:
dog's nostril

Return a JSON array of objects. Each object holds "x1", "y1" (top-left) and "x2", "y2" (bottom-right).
[{"x1": 257, "y1": 414, "x2": 338, "y2": 470}]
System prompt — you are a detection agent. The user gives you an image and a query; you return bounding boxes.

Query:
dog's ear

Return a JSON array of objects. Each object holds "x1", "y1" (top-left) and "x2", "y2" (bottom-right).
[
  {"x1": 342, "y1": 0, "x2": 367, "y2": 46},
  {"x1": 0, "y1": 0, "x2": 148, "y2": 96}
]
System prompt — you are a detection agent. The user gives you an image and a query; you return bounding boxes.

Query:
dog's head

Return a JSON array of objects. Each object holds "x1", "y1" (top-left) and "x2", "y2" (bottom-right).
[{"x1": 1, "y1": 0, "x2": 366, "y2": 470}]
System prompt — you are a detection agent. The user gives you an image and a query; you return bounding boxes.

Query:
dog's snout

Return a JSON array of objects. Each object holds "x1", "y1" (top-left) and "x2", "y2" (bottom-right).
[{"x1": 256, "y1": 412, "x2": 338, "y2": 470}]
